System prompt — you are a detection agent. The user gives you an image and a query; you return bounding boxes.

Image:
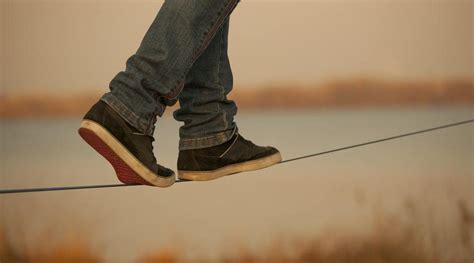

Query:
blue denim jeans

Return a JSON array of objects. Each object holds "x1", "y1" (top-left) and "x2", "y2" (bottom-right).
[{"x1": 101, "y1": 0, "x2": 239, "y2": 150}]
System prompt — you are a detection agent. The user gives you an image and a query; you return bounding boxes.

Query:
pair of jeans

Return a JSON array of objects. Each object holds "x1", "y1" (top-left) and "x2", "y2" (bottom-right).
[{"x1": 101, "y1": 0, "x2": 239, "y2": 150}]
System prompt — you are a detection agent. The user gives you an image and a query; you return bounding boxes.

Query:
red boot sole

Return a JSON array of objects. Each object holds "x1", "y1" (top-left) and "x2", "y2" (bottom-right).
[{"x1": 78, "y1": 127, "x2": 153, "y2": 185}]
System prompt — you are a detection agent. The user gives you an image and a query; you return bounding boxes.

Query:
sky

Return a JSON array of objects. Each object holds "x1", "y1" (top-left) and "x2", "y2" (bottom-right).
[{"x1": 1, "y1": 0, "x2": 473, "y2": 96}]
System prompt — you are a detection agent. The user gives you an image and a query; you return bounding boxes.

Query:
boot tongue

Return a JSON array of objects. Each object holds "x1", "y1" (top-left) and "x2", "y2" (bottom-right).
[
  {"x1": 124, "y1": 120, "x2": 156, "y2": 158},
  {"x1": 130, "y1": 131, "x2": 161, "y2": 172}
]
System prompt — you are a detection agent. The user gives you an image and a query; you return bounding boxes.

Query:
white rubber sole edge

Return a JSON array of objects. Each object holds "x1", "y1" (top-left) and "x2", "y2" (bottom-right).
[
  {"x1": 177, "y1": 152, "x2": 282, "y2": 181},
  {"x1": 80, "y1": 120, "x2": 175, "y2": 187}
]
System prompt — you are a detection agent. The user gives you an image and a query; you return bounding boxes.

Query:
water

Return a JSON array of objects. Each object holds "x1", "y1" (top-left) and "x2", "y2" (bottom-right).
[{"x1": 1, "y1": 106, "x2": 473, "y2": 261}]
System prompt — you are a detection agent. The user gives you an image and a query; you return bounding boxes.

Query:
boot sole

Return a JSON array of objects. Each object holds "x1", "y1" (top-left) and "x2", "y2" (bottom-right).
[
  {"x1": 177, "y1": 152, "x2": 282, "y2": 181},
  {"x1": 78, "y1": 120, "x2": 175, "y2": 187}
]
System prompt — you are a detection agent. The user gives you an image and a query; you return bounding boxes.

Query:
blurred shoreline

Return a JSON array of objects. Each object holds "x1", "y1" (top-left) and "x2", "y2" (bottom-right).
[{"x1": 1, "y1": 78, "x2": 473, "y2": 118}]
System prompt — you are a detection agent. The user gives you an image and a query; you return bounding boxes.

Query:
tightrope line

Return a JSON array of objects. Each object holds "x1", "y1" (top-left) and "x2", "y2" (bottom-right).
[{"x1": 1, "y1": 119, "x2": 472, "y2": 195}]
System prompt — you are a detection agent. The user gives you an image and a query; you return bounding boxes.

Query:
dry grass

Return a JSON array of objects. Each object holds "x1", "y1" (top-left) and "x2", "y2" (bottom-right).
[
  {"x1": 0, "y1": 229, "x2": 103, "y2": 263},
  {"x1": 1, "y1": 199, "x2": 472, "y2": 262},
  {"x1": 136, "y1": 199, "x2": 473, "y2": 263},
  {"x1": 137, "y1": 247, "x2": 180, "y2": 263},
  {"x1": 30, "y1": 240, "x2": 102, "y2": 263}
]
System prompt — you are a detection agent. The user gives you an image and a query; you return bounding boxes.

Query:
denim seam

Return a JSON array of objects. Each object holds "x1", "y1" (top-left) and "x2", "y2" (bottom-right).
[
  {"x1": 191, "y1": 0, "x2": 238, "y2": 62},
  {"x1": 160, "y1": 1, "x2": 188, "y2": 79},
  {"x1": 165, "y1": 0, "x2": 239, "y2": 100},
  {"x1": 216, "y1": 24, "x2": 224, "y2": 86},
  {"x1": 217, "y1": 22, "x2": 228, "y2": 129}
]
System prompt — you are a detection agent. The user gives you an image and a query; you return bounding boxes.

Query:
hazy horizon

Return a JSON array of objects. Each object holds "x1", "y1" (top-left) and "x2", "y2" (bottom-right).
[{"x1": 1, "y1": 0, "x2": 473, "y2": 96}]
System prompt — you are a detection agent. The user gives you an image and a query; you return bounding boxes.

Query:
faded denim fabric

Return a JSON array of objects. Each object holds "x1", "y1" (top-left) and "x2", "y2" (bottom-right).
[{"x1": 101, "y1": 0, "x2": 239, "y2": 150}]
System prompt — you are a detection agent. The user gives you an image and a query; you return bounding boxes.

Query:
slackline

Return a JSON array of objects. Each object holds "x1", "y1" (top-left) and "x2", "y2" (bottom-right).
[{"x1": 0, "y1": 119, "x2": 472, "y2": 195}]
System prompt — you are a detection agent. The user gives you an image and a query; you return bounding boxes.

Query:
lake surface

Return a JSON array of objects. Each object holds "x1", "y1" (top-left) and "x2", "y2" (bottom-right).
[{"x1": 1, "y1": 106, "x2": 473, "y2": 262}]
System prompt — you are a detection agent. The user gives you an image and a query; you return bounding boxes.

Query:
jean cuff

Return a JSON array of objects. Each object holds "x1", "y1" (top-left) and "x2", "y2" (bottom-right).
[
  {"x1": 100, "y1": 93, "x2": 156, "y2": 136},
  {"x1": 179, "y1": 126, "x2": 238, "y2": 150}
]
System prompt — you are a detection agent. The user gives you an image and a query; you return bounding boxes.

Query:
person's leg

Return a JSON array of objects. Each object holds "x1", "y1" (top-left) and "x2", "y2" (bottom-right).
[
  {"x1": 101, "y1": 0, "x2": 240, "y2": 136},
  {"x1": 79, "y1": 0, "x2": 239, "y2": 187},
  {"x1": 174, "y1": 18, "x2": 281, "y2": 181},
  {"x1": 174, "y1": 18, "x2": 237, "y2": 151}
]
